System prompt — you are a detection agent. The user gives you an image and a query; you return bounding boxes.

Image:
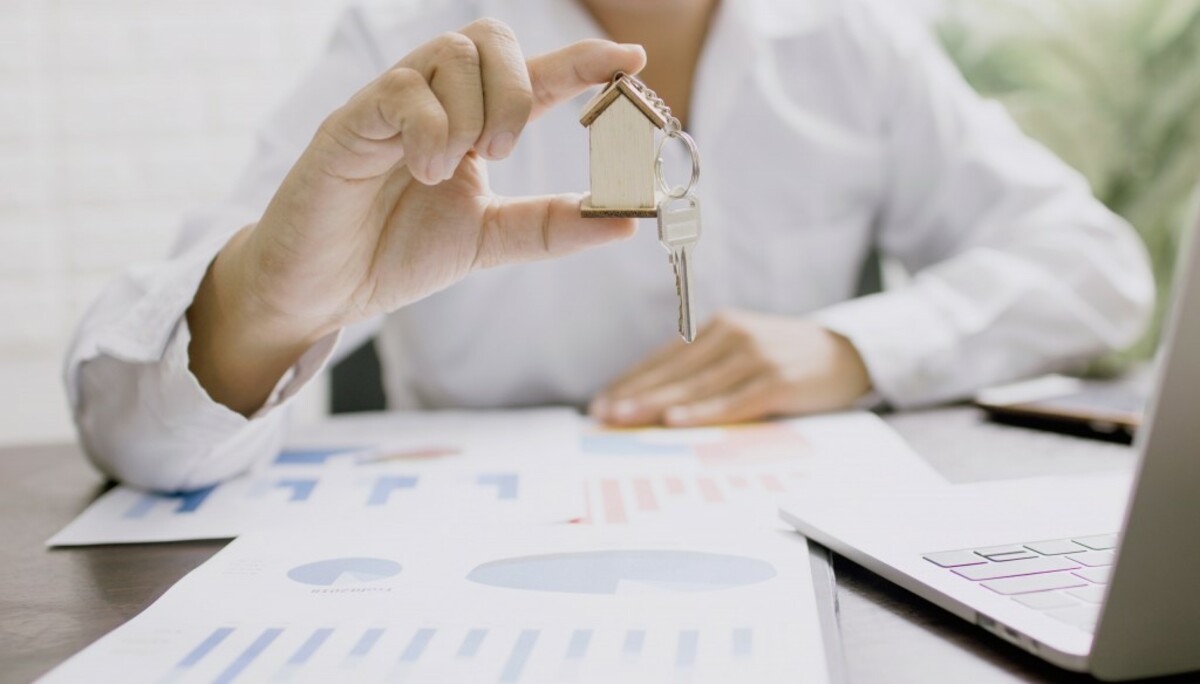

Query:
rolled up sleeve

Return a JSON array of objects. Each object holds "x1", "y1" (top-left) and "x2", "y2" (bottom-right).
[{"x1": 814, "y1": 3, "x2": 1154, "y2": 407}]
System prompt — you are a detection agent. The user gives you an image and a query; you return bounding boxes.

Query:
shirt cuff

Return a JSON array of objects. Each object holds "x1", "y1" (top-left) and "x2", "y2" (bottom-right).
[
  {"x1": 155, "y1": 315, "x2": 341, "y2": 435},
  {"x1": 811, "y1": 286, "x2": 958, "y2": 408}
]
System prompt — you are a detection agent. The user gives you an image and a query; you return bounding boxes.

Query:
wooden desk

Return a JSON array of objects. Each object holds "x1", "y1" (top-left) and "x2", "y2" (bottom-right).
[
  {"x1": 0, "y1": 445, "x2": 222, "y2": 684},
  {"x1": 0, "y1": 408, "x2": 1191, "y2": 683}
]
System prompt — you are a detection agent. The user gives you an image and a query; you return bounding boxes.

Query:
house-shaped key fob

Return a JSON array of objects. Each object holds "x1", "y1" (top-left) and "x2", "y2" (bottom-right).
[{"x1": 579, "y1": 73, "x2": 669, "y2": 218}]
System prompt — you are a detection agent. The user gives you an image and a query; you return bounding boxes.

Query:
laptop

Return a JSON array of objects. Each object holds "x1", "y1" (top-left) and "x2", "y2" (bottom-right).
[{"x1": 781, "y1": 214, "x2": 1200, "y2": 681}]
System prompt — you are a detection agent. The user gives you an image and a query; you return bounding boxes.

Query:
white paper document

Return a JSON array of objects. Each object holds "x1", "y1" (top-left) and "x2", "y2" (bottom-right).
[
  {"x1": 39, "y1": 524, "x2": 831, "y2": 684},
  {"x1": 49, "y1": 410, "x2": 585, "y2": 546},
  {"x1": 50, "y1": 410, "x2": 939, "y2": 546},
  {"x1": 576, "y1": 412, "x2": 943, "y2": 527}
]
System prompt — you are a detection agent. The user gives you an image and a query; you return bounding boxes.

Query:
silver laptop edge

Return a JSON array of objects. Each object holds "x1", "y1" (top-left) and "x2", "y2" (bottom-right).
[
  {"x1": 783, "y1": 214, "x2": 1200, "y2": 681},
  {"x1": 1088, "y1": 212, "x2": 1200, "y2": 680}
]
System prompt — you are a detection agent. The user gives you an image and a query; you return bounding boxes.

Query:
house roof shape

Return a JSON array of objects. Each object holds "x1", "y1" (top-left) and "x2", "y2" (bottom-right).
[{"x1": 579, "y1": 73, "x2": 670, "y2": 129}]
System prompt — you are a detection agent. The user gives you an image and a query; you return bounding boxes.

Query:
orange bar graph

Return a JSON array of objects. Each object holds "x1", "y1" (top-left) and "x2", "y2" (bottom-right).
[
  {"x1": 697, "y1": 478, "x2": 723, "y2": 503},
  {"x1": 632, "y1": 478, "x2": 659, "y2": 512},
  {"x1": 600, "y1": 479, "x2": 628, "y2": 524},
  {"x1": 759, "y1": 475, "x2": 784, "y2": 493}
]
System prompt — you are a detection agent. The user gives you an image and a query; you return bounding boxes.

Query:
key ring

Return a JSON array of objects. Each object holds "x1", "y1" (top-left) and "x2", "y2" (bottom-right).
[{"x1": 655, "y1": 128, "x2": 701, "y2": 200}]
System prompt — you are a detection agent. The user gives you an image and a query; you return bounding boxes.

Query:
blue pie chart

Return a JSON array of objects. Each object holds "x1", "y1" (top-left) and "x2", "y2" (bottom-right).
[
  {"x1": 287, "y1": 557, "x2": 402, "y2": 587},
  {"x1": 466, "y1": 550, "x2": 776, "y2": 595}
]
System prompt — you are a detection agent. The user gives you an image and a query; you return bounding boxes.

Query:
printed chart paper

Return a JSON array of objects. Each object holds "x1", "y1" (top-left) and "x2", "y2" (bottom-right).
[
  {"x1": 49, "y1": 410, "x2": 584, "y2": 546},
  {"x1": 281, "y1": 408, "x2": 583, "y2": 468},
  {"x1": 576, "y1": 412, "x2": 943, "y2": 527},
  {"x1": 50, "y1": 410, "x2": 938, "y2": 546},
  {"x1": 38, "y1": 524, "x2": 831, "y2": 684}
]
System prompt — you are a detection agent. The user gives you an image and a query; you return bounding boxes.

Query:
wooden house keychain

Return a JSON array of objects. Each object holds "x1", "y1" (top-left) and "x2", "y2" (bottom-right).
[{"x1": 579, "y1": 72, "x2": 703, "y2": 343}]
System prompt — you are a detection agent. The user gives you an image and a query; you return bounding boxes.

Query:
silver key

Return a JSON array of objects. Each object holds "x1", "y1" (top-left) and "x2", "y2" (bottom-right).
[{"x1": 658, "y1": 196, "x2": 701, "y2": 342}]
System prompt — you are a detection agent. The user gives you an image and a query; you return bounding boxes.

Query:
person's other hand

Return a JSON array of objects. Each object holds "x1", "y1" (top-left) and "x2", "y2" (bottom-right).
[
  {"x1": 590, "y1": 311, "x2": 872, "y2": 427},
  {"x1": 189, "y1": 21, "x2": 646, "y2": 413}
]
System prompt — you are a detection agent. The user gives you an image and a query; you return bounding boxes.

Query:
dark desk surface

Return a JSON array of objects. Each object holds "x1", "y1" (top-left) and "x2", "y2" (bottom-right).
[{"x1": 0, "y1": 407, "x2": 1187, "y2": 684}]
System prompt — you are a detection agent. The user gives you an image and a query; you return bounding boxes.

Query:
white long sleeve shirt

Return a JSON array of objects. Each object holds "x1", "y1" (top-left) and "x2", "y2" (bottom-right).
[{"x1": 65, "y1": 0, "x2": 1154, "y2": 492}]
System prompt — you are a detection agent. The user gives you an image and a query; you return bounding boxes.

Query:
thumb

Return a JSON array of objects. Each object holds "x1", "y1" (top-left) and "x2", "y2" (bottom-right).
[
  {"x1": 473, "y1": 193, "x2": 637, "y2": 269},
  {"x1": 527, "y1": 40, "x2": 647, "y2": 120}
]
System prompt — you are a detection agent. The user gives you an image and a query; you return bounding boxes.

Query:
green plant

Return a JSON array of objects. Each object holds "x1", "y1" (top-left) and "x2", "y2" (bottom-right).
[{"x1": 939, "y1": 0, "x2": 1200, "y2": 365}]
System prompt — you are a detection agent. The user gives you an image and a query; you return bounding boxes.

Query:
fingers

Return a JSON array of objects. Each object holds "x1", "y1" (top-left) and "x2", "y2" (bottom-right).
[
  {"x1": 422, "y1": 32, "x2": 485, "y2": 180},
  {"x1": 591, "y1": 314, "x2": 876, "y2": 428},
  {"x1": 527, "y1": 40, "x2": 647, "y2": 119},
  {"x1": 458, "y1": 19, "x2": 533, "y2": 160},
  {"x1": 311, "y1": 23, "x2": 644, "y2": 188},
  {"x1": 313, "y1": 66, "x2": 445, "y2": 184},
  {"x1": 472, "y1": 193, "x2": 636, "y2": 269},
  {"x1": 663, "y1": 377, "x2": 779, "y2": 427},
  {"x1": 604, "y1": 352, "x2": 759, "y2": 427},
  {"x1": 593, "y1": 323, "x2": 735, "y2": 421}
]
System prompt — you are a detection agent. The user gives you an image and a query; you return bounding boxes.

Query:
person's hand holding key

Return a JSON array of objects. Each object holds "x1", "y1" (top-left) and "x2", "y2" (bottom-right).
[{"x1": 187, "y1": 20, "x2": 647, "y2": 415}]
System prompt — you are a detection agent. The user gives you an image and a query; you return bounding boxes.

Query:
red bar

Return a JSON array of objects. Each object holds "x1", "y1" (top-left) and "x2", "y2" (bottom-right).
[
  {"x1": 665, "y1": 477, "x2": 686, "y2": 495},
  {"x1": 632, "y1": 478, "x2": 659, "y2": 512},
  {"x1": 759, "y1": 474, "x2": 785, "y2": 493},
  {"x1": 600, "y1": 479, "x2": 628, "y2": 524},
  {"x1": 697, "y1": 477, "x2": 724, "y2": 503},
  {"x1": 728, "y1": 475, "x2": 749, "y2": 489}
]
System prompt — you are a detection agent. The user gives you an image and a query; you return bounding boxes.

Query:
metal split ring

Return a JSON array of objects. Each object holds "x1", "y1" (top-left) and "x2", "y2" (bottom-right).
[{"x1": 654, "y1": 129, "x2": 701, "y2": 200}]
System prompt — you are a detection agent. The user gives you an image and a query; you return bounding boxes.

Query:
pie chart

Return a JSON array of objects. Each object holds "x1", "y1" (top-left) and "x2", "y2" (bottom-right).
[
  {"x1": 466, "y1": 550, "x2": 776, "y2": 595},
  {"x1": 287, "y1": 557, "x2": 402, "y2": 587}
]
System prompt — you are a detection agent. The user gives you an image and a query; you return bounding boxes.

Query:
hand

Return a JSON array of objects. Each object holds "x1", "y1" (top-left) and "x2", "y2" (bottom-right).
[
  {"x1": 590, "y1": 311, "x2": 873, "y2": 427},
  {"x1": 188, "y1": 21, "x2": 647, "y2": 414}
]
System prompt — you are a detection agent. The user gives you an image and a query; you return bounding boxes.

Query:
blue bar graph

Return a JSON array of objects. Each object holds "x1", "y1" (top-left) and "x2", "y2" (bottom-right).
[
  {"x1": 124, "y1": 485, "x2": 217, "y2": 519},
  {"x1": 476, "y1": 474, "x2": 518, "y2": 500},
  {"x1": 499, "y1": 630, "x2": 540, "y2": 683},
  {"x1": 213, "y1": 627, "x2": 283, "y2": 684},
  {"x1": 175, "y1": 627, "x2": 234, "y2": 669},
  {"x1": 348, "y1": 628, "x2": 385, "y2": 660},
  {"x1": 457, "y1": 629, "x2": 487, "y2": 659},
  {"x1": 274, "y1": 448, "x2": 356, "y2": 465},
  {"x1": 581, "y1": 434, "x2": 692, "y2": 457},
  {"x1": 565, "y1": 630, "x2": 592, "y2": 661},
  {"x1": 732, "y1": 628, "x2": 753, "y2": 658},
  {"x1": 400, "y1": 629, "x2": 436, "y2": 662},
  {"x1": 622, "y1": 630, "x2": 645, "y2": 657},
  {"x1": 675, "y1": 630, "x2": 699, "y2": 669},
  {"x1": 367, "y1": 476, "x2": 418, "y2": 506},
  {"x1": 274, "y1": 479, "x2": 317, "y2": 502},
  {"x1": 288, "y1": 628, "x2": 333, "y2": 666}
]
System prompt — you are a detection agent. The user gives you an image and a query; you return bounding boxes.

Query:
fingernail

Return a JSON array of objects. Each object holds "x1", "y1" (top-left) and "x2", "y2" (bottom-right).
[
  {"x1": 487, "y1": 132, "x2": 515, "y2": 160},
  {"x1": 426, "y1": 154, "x2": 446, "y2": 183},
  {"x1": 665, "y1": 407, "x2": 690, "y2": 424},
  {"x1": 613, "y1": 400, "x2": 638, "y2": 419}
]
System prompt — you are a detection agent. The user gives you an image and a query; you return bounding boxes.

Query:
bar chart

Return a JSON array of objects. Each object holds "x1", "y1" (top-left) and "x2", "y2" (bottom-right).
[
  {"x1": 581, "y1": 422, "x2": 809, "y2": 467},
  {"x1": 577, "y1": 471, "x2": 806, "y2": 525},
  {"x1": 273, "y1": 447, "x2": 361, "y2": 466},
  {"x1": 159, "y1": 622, "x2": 780, "y2": 683},
  {"x1": 123, "y1": 485, "x2": 217, "y2": 519},
  {"x1": 41, "y1": 524, "x2": 827, "y2": 683},
  {"x1": 274, "y1": 446, "x2": 463, "y2": 467},
  {"x1": 52, "y1": 464, "x2": 570, "y2": 546}
]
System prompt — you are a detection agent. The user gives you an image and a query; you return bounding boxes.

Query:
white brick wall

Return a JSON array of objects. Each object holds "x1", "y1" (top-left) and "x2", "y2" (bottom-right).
[{"x1": 0, "y1": 0, "x2": 348, "y2": 445}]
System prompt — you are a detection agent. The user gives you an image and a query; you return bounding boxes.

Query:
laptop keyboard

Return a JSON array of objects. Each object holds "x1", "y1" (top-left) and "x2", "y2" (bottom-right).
[{"x1": 923, "y1": 533, "x2": 1118, "y2": 633}]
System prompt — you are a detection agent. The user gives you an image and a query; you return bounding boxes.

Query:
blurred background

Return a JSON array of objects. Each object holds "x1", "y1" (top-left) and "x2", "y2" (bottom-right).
[{"x1": 0, "y1": 0, "x2": 1195, "y2": 446}]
